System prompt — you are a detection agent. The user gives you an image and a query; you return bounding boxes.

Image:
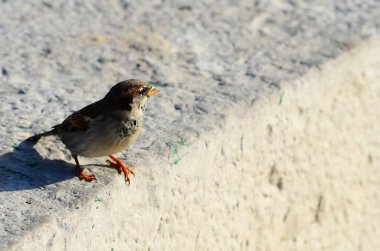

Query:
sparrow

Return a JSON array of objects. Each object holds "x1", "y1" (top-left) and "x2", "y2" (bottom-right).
[{"x1": 27, "y1": 79, "x2": 159, "y2": 184}]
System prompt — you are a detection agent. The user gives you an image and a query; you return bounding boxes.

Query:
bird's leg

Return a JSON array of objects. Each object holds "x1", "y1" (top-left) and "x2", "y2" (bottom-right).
[
  {"x1": 73, "y1": 155, "x2": 96, "y2": 182},
  {"x1": 107, "y1": 155, "x2": 135, "y2": 185}
]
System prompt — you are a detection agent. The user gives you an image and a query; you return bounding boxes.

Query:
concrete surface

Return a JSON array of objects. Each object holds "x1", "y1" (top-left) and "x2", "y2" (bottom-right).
[{"x1": 1, "y1": 0, "x2": 380, "y2": 250}]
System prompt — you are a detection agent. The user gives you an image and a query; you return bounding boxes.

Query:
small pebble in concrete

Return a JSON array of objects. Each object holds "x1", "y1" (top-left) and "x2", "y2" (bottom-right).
[
  {"x1": 178, "y1": 6, "x2": 192, "y2": 11},
  {"x1": 97, "y1": 56, "x2": 106, "y2": 64},
  {"x1": 42, "y1": 48, "x2": 52, "y2": 55},
  {"x1": 2, "y1": 67, "x2": 8, "y2": 76},
  {"x1": 174, "y1": 104, "x2": 182, "y2": 110},
  {"x1": 17, "y1": 89, "x2": 26, "y2": 94}
]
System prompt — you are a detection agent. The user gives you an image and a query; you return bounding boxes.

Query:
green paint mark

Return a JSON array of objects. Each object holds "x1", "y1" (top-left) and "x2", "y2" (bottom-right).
[
  {"x1": 166, "y1": 139, "x2": 188, "y2": 165},
  {"x1": 16, "y1": 125, "x2": 32, "y2": 129},
  {"x1": 176, "y1": 138, "x2": 187, "y2": 146},
  {"x1": 111, "y1": 248, "x2": 114, "y2": 251},
  {"x1": 171, "y1": 147, "x2": 177, "y2": 155},
  {"x1": 279, "y1": 92, "x2": 285, "y2": 105},
  {"x1": 173, "y1": 156, "x2": 181, "y2": 165},
  {"x1": 94, "y1": 196, "x2": 103, "y2": 203},
  {"x1": 97, "y1": 56, "x2": 106, "y2": 64},
  {"x1": 75, "y1": 207, "x2": 79, "y2": 209},
  {"x1": 92, "y1": 224, "x2": 95, "y2": 229},
  {"x1": 11, "y1": 143, "x2": 21, "y2": 150},
  {"x1": 171, "y1": 149, "x2": 180, "y2": 165},
  {"x1": 148, "y1": 81, "x2": 169, "y2": 88}
]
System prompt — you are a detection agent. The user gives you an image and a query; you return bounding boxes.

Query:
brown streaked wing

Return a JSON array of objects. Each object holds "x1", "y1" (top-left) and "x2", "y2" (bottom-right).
[{"x1": 54, "y1": 102, "x2": 102, "y2": 132}]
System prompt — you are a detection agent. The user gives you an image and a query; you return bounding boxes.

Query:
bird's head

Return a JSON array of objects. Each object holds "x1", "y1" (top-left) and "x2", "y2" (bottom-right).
[{"x1": 104, "y1": 79, "x2": 159, "y2": 112}]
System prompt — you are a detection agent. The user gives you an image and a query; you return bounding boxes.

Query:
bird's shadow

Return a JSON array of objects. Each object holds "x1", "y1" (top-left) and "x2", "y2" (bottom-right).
[{"x1": 0, "y1": 140, "x2": 75, "y2": 192}]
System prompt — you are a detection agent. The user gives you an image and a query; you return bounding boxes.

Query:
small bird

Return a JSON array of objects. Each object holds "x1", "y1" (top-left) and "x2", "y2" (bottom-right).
[{"x1": 27, "y1": 79, "x2": 159, "y2": 184}]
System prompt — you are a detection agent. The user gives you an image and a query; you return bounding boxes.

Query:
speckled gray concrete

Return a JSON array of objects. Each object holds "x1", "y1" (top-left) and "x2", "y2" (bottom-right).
[{"x1": 1, "y1": 0, "x2": 380, "y2": 250}]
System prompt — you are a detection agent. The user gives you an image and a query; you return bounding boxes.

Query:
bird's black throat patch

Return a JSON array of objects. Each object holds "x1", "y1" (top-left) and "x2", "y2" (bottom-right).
[{"x1": 120, "y1": 119, "x2": 139, "y2": 137}]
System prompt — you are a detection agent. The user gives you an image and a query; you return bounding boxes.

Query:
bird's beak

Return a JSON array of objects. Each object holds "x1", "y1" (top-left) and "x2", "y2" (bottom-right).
[{"x1": 147, "y1": 87, "x2": 160, "y2": 97}]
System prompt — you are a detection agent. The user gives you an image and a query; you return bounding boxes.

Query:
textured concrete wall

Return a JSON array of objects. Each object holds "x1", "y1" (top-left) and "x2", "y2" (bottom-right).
[
  {"x1": 8, "y1": 38, "x2": 380, "y2": 251},
  {"x1": 1, "y1": 0, "x2": 380, "y2": 250}
]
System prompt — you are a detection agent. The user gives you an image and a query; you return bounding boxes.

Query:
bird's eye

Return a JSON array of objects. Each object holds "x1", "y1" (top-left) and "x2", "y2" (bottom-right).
[{"x1": 139, "y1": 86, "x2": 150, "y2": 95}]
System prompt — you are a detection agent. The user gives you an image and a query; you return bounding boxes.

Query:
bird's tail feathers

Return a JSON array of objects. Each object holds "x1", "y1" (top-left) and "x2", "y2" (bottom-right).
[{"x1": 27, "y1": 129, "x2": 57, "y2": 143}]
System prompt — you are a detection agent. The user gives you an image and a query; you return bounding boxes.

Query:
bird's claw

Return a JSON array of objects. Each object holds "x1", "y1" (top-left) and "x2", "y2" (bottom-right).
[
  {"x1": 106, "y1": 156, "x2": 135, "y2": 185},
  {"x1": 123, "y1": 167, "x2": 134, "y2": 186},
  {"x1": 76, "y1": 167, "x2": 96, "y2": 182},
  {"x1": 125, "y1": 177, "x2": 131, "y2": 186}
]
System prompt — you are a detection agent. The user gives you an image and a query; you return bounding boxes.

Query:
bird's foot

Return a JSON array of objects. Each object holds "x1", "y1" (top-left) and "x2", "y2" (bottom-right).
[
  {"x1": 75, "y1": 166, "x2": 96, "y2": 182},
  {"x1": 107, "y1": 155, "x2": 135, "y2": 186},
  {"x1": 106, "y1": 160, "x2": 122, "y2": 174}
]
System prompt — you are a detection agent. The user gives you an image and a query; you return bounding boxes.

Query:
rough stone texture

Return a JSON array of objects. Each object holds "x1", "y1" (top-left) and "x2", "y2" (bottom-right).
[{"x1": 1, "y1": 0, "x2": 380, "y2": 250}]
